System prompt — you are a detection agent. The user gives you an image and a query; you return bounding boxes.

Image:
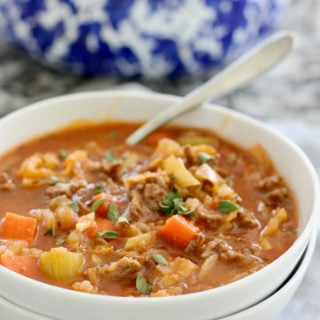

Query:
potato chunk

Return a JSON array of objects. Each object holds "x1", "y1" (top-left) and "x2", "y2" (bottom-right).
[
  {"x1": 162, "y1": 155, "x2": 200, "y2": 188},
  {"x1": 40, "y1": 247, "x2": 83, "y2": 281},
  {"x1": 157, "y1": 257, "x2": 197, "y2": 289},
  {"x1": 124, "y1": 233, "x2": 155, "y2": 252}
]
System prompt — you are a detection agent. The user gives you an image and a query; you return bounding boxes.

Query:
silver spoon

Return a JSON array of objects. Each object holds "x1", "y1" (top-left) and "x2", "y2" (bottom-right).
[{"x1": 126, "y1": 31, "x2": 294, "y2": 145}]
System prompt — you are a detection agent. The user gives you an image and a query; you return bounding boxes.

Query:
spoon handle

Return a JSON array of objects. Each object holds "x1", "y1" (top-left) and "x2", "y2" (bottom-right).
[{"x1": 126, "y1": 31, "x2": 294, "y2": 145}]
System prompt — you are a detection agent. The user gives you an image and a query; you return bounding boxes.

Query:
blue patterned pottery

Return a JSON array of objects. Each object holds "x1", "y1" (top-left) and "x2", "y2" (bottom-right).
[{"x1": 0, "y1": 0, "x2": 290, "y2": 78}]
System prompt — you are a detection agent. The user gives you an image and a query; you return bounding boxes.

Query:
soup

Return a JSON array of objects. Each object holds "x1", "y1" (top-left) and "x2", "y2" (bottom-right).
[{"x1": 0, "y1": 121, "x2": 298, "y2": 297}]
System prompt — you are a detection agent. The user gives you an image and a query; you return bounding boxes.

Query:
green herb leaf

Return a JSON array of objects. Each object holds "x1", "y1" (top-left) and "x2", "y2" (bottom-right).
[
  {"x1": 219, "y1": 200, "x2": 239, "y2": 213},
  {"x1": 136, "y1": 274, "x2": 152, "y2": 295},
  {"x1": 44, "y1": 226, "x2": 56, "y2": 237},
  {"x1": 91, "y1": 198, "x2": 106, "y2": 212},
  {"x1": 56, "y1": 236, "x2": 65, "y2": 245},
  {"x1": 50, "y1": 176, "x2": 61, "y2": 185},
  {"x1": 97, "y1": 230, "x2": 118, "y2": 239},
  {"x1": 108, "y1": 131, "x2": 119, "y2": 138},
  {"x1": 151, "y1": 253, "x2": 168, "y2": 265},
  {"x1": 59, "y1": 149, "x2": 69, "y2": 159},
  {"x1": 160, "y1": 191, "x2": 181, "y2": 215},
  {"x1": 108, "y1": 202, "x2": 120, "y2": 222},
  {"x1": 160, "y1": 191, "x2": 194, "y2": 217},
  {"x1": 95, "y1": 182, "x2": 105, "y2": 194},
  {"x1": 68, "y1": 201, "x2": 79, "y2": 213},
  {"x1": 198, "y1": 152, "x2": 213, "y2": 164},
  {"x1": 105, "y1": 151, "x2": 115, "y2": 163}
]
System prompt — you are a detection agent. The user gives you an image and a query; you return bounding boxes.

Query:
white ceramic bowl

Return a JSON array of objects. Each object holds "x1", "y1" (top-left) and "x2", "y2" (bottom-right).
[
  {"x1": 0, "y1": 91, "x2": 319, "y2": 320},
  {"x1": 1, "y1": 228, "x2": 316, "y2": 320}
]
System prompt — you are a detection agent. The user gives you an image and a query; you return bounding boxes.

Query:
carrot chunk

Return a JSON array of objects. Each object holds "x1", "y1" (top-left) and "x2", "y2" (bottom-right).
[
  {"x1": 1, "y1": 254, "x2": 39, "y2": 277},
  {"x1": 0, "y1": 212, "x2": 37, "y2": 244},
  {"x1": 158, "y1": 215, "x2": 200, "y2": 248},
  {"x1": 91, "y1": 193, "x2": 113, "y2": 217},
  {"x1": 143, "y1": 132, "x2": 170, "y2": 146},
  {"x1": 84, "y1": 218, "x2": 115, "y2": 239}
]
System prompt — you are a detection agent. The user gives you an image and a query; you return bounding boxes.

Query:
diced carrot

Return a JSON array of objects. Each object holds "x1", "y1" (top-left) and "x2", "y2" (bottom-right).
[
  {"x1": 0, "y1": 212, "x2": 37, "y2": 244},
  {"x1": 143, "y1": 132, "x2": 169, "y2": 147},
  {"x1": 84, "y1": 218, "x2": 114, "y2": 239},
  {"x1": 158, "y1": 215, "x2": 200, "y2": 248},
  {"x1": 92, "y1": 193, "x2": 113, "y2": 217},
  {"x1": 1, "y1": 254, "x2": 40, "y2": 277}
]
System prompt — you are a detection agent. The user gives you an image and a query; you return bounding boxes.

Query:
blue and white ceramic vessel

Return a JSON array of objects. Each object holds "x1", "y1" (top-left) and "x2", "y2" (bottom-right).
[{"x1": 0, "y1": 0, "x2": 289, "y2": 78}]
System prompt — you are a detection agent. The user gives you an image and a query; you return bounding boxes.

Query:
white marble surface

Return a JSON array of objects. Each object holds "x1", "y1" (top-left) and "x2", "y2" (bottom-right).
[{"x1": 0, "y1": 0, "x2": 319, "y2": 319}]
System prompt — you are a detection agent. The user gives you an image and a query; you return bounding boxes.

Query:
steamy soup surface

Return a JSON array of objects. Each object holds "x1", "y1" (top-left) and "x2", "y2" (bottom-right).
[{"x1": 0, "y1": 121, "x2": 298, "y2": 297}]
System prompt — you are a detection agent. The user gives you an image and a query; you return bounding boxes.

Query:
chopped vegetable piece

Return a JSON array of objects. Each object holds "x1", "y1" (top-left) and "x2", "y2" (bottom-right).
[
  {"x1": 105, "y1": 150, "x2": 116, "y2": 163},
  {"x1": 176, "y1": 135, "x2": 213, "y2": 146},
  {"x1": 158, "y1": 215, "x2": 200, "y2": 248},
  {"x1": 136, "y1": 274, "x2": 152, "y2": 295},
  {"x1": 68, "y1": 201, "x2": 79, "y2": 213},
  {"x1": 157, "y1": 257, "x2": 197, "y2": 288},
  {"x1": 0, "y1": 212, "x2": 37, "y2": 244},
  {"x1": 108, "y1": 202, "x2": 120, "y2": 222},
  {"x1": 84, "y1": 218, "x2": 114, "y2": 239},
  {"x1": 98, "y1": 230, "x2": 118, "y2": 239},
  {"x1": 125, "y1": 233, "x2": 155, "y2": 252},
  {"x1": 91, "y1": 193, "x2": 112, "y2": 217},
  {"x1": 261, "y1": 208, "x2": 288, "y2": 237},
  {"x1": 144, "y1": 132, "x2": 170, "y2": 146},
  {"x1": 151, "y1": 253, "x2": 168, "y2": 265},
  {"x1": 95, "y1": 182, "x2": 105, "y2": 194},
  {"x1": 1, "y1": 254, "x2": 39, "y2": 277},
  {"x1": 91, "y1": 198, "x2": 107, "y2": 212},
  {"x1": 118, "y1": 216, "x2": 129, "y2": 224},
  {"x1": 198, "y1": 152, "x2": 213, "y2": 163},
  {"x1": 56, "y1": 236, "x2": 66, "y2": 245},
  {"x1": 44, "y1": 226, "x2": 56, "y2": 237},
  {"x1": 50, "y1": 176, "x2": 61, "y2": 185},
  {"x1": 162, "y1": 155, "x2": 200, "y2": 188},
  {"x1": 59, "y1": 150, "x2": 69, "y2": 159},
  {"x1": 160, "y1": 191, "x2": 194, "y2": 216},
  {"x1": 250, "y1": 144, "x2": 272, "y2": 170},
  {"x1": 39, "y1": 247, "x2": 83, "y2": 281},
  {"x1": 195, "y1": 163, "x2": 223, "y2": 195},
  {"x1": 219, "y1": 200, "x2": 239, "y2": 213},
  {"x1": 61, "y1": 150, "x2": 87, "y2": 177}
]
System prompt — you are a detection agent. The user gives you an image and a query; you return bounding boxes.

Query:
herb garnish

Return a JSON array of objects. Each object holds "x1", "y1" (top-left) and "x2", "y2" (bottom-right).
[
  {"x1": 56, "y1": 236, "x2": 66, "y2": 245},
  {"x1": 59, "y1": 149, "x2": 69, "y2": 159},
  {"x1": 136, "y1": 274, "x2": 152, "y2": 295},
  {"x1": 105, "y1": 150, "x2": 116, "y2": 163},
  {"x1": 219, "y1": 200, "x2": 239, "y2": 213},
  {"x1": 44, "y1": 226, "x2": 56, "y2": 237},
  {"x1": 150, "y1": 253, "x2": 168, "y2": 265},
  {"x1": 91, "y1": 198, "x2": 106, "y2": 212},
  {"x1": 50, "y1": 176, "x2": 61, "y2": 185},
  {"x1": 97, "y1": 230, "x2": 118, "y2": 239},
  {"x1": 68, "y1": 200, "x2": 79, "y2": 213},
  {"x1": 95, "y1": 182, "x2": 105, "y2": 194},
  {"x1": 108, "y1": 131, "x2": 119, "y2": 138},
  {"x1": 198, "y1": 152, "x2": 213, "y2": 164},
  {"x1": 108, "y1": 202, "x2": 120, "y2": 222},
  {"x1": 160, "y1": 191, "x2": 194, "y2": 217}
]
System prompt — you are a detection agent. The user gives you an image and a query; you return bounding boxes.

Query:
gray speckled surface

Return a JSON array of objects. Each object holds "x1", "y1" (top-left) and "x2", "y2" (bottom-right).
[{"x1": 0, "y1": 0, "x2": 319, "y2": 319}]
